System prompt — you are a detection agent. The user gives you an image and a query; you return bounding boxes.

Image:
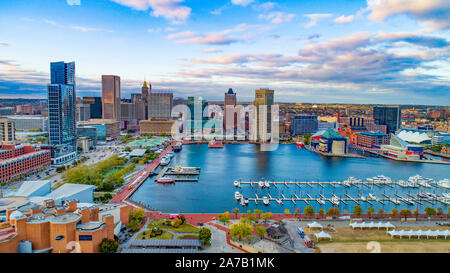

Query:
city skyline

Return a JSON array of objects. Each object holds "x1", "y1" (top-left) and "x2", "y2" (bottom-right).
[{"x1": 0, "y1": 0, "x2": 449, "y2": 105}]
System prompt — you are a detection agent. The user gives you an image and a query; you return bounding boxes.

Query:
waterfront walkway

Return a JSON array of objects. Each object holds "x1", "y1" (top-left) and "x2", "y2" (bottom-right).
[{"x1": 110, "y1": 143, "x2": 174, "y2": 204}]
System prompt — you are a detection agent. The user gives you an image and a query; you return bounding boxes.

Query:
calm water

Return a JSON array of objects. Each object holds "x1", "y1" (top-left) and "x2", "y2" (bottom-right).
[{"x1": 130, "y1": 144, "x2": 449, "y2": 213}]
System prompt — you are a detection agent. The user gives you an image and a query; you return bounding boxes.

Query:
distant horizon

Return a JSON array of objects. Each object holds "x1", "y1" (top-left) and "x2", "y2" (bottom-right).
[{"x1": 0, "y1": 0, "x2": 449, "y2": 105}]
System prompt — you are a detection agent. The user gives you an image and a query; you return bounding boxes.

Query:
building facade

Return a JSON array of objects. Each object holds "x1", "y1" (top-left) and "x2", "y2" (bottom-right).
[
  {"x1": 290, "y1": 115, "x2": 318, "y2": 135},
  {"x1": 5, "y1": 115, "x2": 48, "y2": 132},
  {"x1": 102, "y1": 75, "x2": 121, "y2": 121},
  {"x1": 254, "y1": 89, "x2": 274, "y2": 142},
  {"x1": 47, "y1": 61, "x2": 77, "y2": 165},
  {"x1": 373, "y1": 106, "x2": 401, "y2": 134},
  {"x1": 0, "y1": 119, "x2": 15, "y2": 144},
  {"x1": 356, "y1": 132, "x2": 390, "y2": 148},
  {"x1": 149, "y1": 92, "x2": 173, "y2": 120},
  {"x1": 82, "y1": 97, "x2": 102, "y2": 119}
]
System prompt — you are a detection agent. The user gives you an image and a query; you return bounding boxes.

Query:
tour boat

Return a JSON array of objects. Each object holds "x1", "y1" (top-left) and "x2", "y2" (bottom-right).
[
  {"x1": 295, "y1": 142, "x2": 304, "y2": 148},
  {"x1": 264, "y1": 181, "x2": 270, "y2": 188},
  {"x1": 263, "y1": 196, "x2": 270, "y2": 205},
  {"x1": 233, "y1": 180, "x2": 240, "y2": 187},
  {"x1": 258, "y1": 181, "x2": 265, "y2": 188},
  {"x1": 159, "y1": 156, "x2": 170, "y2": 166},
  {"x1": 173, "y1": 143, "x2": 182, "y2": 152},
  {"x1": 157, "y1": 177, "x2": 175, "y2": 184},
  {"x1": 331, "y1": 195, "x2": 340, "y2": 206},
  {"x1": 235, "y1": 191, "x2": 242, "y2": 201}
]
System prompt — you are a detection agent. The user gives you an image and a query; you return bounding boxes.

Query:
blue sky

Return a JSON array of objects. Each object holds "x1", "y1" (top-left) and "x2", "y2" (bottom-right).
[{"x1": 0, "y1": 0, "x2": 449, "y2": 104}]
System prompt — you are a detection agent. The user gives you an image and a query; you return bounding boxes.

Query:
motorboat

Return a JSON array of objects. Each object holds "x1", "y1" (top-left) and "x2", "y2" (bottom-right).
[
  {"x1": 360, "y1": 195, "x2": 367, "y2": 201},
  {"x1": 264, "y1": 181, "x2": 270, "y2": 188},
  {"x1": 258, "y1": 181, "x2": 265, "y2": 188},
  {"x1": 233, "y1": 180, "x2": 240, "y2": 187},
  {"x1": 156, "y1": 177, "x2": 175, "y2": 184},
  {"x1": 317, "y1": 199, "x2": 325, "y2": 205},
  {"x1": 398, "y1": 180, "x2": 409, "y2": 188},
  {"x1": 437, "y1": 179, "x2": 450, "y2": 189},
  {"x1": 443, "y1": 193, "x2": 450, "y2": 199},
  {"x1": 235, "y1": 191, "x2": 242, "y2": 201},
  {"x1": 417, "y1": 191, "x2": 428, "y2": 199},
  {"x1": 263, "y1": 196, "x2": 270, "y2": 205},
  {"x1": 166, "y1": 151, "x2": 174, "y2": 158},
  {"x1": 159, "y1": 156, "x2": 170, "y2": 166},
  {"x1": 331, "y1": 195, "x2": 340, "y2": 206},
  {"x1": 240, "y1": 198, "x2": 246, "y2": 206},
  {"x1": 368, "y1": 193, "x2": 378, "y2": 201},
  {"x1": 244, "y1": 198, "x2": 249, "y2": 205},
  {"x1": 341, "y1": 181, "x2": 351, "y2": 188},
  {"x1": 276, "y1": 198, "x2": 283, "y2": 205}
]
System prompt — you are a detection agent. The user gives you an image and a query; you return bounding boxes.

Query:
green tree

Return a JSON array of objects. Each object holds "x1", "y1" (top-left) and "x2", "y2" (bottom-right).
[
  {"x1": 254, "y1": 209, "x2": 263, "y2": 219},
  {"x1": 318, "y1": 208, "x2": 326, "y2": 218},
  {"x1": 424, "y1": 207, "x2": 437, "y2": 218},
  {"x1": 230, "y1": 222, "x2": 253, "y2": 241},
  {"x1": 99, "y1": 238, "x2": 119, "y2": 253},
  {"x1": 367, "y1": 207, "x2": 375, "y2": 219},
  {"x1": 378, "y1": 208, "x2": 384, "y2": 217},
  {"x1": 391, "y1": 208, "x2": 399, "y2": 217},
  {"x1": 199, "y1": 227, "x2": 212, "y2": 245},
  {"x1": 218, "y1": 212, "x2": 230, "y2": 224},
  {"x1": 437, "y1": 207, "x2": 443, "y2": 216},
  {"x1": 261, "y1": 212, "x2": 273, "y2": 223},
  {"x1": 413, "y1": 209, "x2": 419, "y2": 218},
  {"x1": 327, "y1": 207, "x2": 340, "y2": 217},
  {"x1": 399, "y1": 209, "x2": 412, "y2": 220},
  {"x1": 254, "y1": 225, "x2": 267, "y2": 239},
  {"x1": 180, "y1": 214, "x2": 186, "y2": 224},
  {"x1": 303, "y1": 205, "x2": 315, "y2": 217},
  {"x1": 353, "y1": 205, "x2": 362, "y2": 217},
  {"x1": 232, "y1": 208, "x2": 240, "y2": 219}
]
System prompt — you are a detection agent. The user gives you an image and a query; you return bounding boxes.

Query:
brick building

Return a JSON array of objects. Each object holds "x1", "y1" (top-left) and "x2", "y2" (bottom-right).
[{"x1": 0, "y1": 145, "x2": 51, "y2": 183}]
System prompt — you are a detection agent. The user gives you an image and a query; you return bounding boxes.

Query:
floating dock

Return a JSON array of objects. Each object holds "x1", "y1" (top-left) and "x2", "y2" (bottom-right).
[{"x1": 155, "y1": 166, "x2": 200, "y2": 182}]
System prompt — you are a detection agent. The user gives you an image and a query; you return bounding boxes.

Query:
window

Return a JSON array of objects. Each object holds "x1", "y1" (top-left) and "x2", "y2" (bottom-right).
[
  {"x1": 78, "y1": 235, "x2": 92, "y2": 241},
  {"x1": 55, "y1": 235, "x2": 64, "y2": 241}
]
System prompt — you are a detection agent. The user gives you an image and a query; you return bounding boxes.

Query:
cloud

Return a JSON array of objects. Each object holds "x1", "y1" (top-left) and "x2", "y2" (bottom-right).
[
  {"x1": 253, "y1": 2, "x2": 276, "y2": 12},
  {"x1": 304, "y1": 13, "x2": 333, "y2": 28},
  {"x1": 167, "y1": 24, "x2": 268, "y2": 45},
  {"x1": 259, "y1": 12, "x2": 296, "y2": 24},
  {"x1": 0, "y1": 42, "x2": 8, "y2": 47},
  {"x1": 334, "y1": 15, "x2": 355, "y2": 24},
  {"x1": 231, "y1": 0, "x2": 254, "y2": 7},
  {"x1": 202, "y1": 48, "x2": 223, "y2": 54},
  {"x1": 110, "y1": 0, "x2": 191, "y2": 24},
  {"x1": 66, "y1": 0, "x2": 81, "y2": 5},
  {"x1": 367, "y1": 0, "x2": 450, "y2": 30},
  {"x1": 39, "y1": 18, "x2": 112, "y2": 32}
]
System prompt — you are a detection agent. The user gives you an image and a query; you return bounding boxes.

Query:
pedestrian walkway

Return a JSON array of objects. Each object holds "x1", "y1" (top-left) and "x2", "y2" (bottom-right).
[{"x1": 208, "y1": 222, "x2": 250, "y2": 253}]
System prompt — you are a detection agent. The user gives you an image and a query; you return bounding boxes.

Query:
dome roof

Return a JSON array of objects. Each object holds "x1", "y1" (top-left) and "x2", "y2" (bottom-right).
[{"x1": 9, "y1": 210, "x2": 24, "y2": 220}]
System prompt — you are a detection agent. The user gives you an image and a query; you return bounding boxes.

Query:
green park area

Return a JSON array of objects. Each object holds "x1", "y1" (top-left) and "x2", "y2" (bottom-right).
[
  {"x1": 127, "y1": 137, "x2": 167, "y2": 148},
  {"x1": 63, "y1": 155, "x2": 135, "y2": 192}
]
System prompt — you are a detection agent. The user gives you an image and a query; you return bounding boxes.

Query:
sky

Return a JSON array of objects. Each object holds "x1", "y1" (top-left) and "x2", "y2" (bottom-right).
[{"x1": 0, "y1": 0, "x2": 449, "y2": 105}]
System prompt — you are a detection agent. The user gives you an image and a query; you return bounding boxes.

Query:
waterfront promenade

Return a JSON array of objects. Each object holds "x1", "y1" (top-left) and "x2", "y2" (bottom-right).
[{"x1": 110, "y1": 143, "x2": 174, "y2": 204}]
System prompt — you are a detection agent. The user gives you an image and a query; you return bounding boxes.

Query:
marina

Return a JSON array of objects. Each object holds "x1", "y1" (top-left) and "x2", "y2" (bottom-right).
[{"x1": 130, "y1": 144, "x2": 450, "y2": 213}]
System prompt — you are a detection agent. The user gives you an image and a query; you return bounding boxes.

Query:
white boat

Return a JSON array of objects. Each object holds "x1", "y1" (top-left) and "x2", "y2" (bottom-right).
[
  {"x1": 360, "y1": 195, "x2": 367, "y2": 201},
  {"x1": 235, "y1": 191, "x2": 241, "y2": 201},
  {"x1": 342, "y1": 181, "x2": 351, "y2": 187},
  {"x1": 233, "y1": 180, "x2": 240, "y2": 187},
  {"x1": 437, "y1": 179, "x2": 450, "y2": 189},
  {"x1": 159, "y1": 156, "x2": 170, "y2": 166},
  {"x1": 317, "y1": 199, "x2": 325, "y2": 205},
  {"x1": 443, "y1": 193, "x2": 450, "y2": 199},
  {"x1": 264, "y1": 181, "x2": 270, "y2": 188},
  {"x1": 240, "y1": 198, "x2": 246, "y2": 206},
  {"x1": 398, "y1": 180, "x2": 409, "y2": 187},
  {"x1": 244, "y1": 198, "x2": 249, "y2": 205},
  {"x1": 331, "y1": 195, "x2": 340, "y2": 206},
  {"x1": 276, "y1": 199, "x2": 283, "y2": 205},
  {"x1": 258, "y1": 181, "x2": 265, "y2": 188},
  {"x1": 368, "y1": 193, "x2": 378, "y2": 201},
  {"x1": 263, "y1": 196, "x2": 270, "y2": 205}
]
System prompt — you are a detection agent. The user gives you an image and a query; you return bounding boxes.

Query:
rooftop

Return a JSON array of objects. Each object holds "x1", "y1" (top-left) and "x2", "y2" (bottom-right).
[{"x1": 0, "y1": 196, "x2": 30, "y2": 212}]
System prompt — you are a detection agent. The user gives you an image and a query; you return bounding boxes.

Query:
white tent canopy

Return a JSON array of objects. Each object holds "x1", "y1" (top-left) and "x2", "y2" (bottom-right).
[
  {"x1": 314, "y1": 231, "x2": 332, "y2": 241},
  {"x1": 387, "y1": 229, "x2": 449, "y2": 239},
  {"x1": 350, "y1": 221, "x2": 395, "y2": 229},
  {"x1": 308, "y1": 222, "x2": 323, "y2": 229}
]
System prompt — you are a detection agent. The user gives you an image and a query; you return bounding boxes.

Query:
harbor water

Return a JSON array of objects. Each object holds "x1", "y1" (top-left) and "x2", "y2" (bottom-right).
[{"x1": 130, "y1": 144, "x2": 449, "y2": 213}]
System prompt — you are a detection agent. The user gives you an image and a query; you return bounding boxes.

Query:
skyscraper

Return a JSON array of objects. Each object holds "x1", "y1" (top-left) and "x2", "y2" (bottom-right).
[
  {"x1": 102, "y1": 75, "x2": 121, "y2": 120},
  {"x1": 254, "y1": 88, "x2": 274, "y2": 142},
  {"x1": 83, "y1": 97, "x2": 102, "y2": 119},
  {"x1": 224, "y1": 88, "x2": 237, "y2": 138},
  {"x1": 48, "y1": 61, "x2": 77, "y2": 164},
  {"x1": 148, "y1": 92, "x2": 173, "y2": 119},
  {"x1": 373, "y1": 106, "x2": 401, "y2": 134}
]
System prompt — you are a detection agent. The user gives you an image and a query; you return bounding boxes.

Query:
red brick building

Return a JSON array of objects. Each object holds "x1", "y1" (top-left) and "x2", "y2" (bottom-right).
[
  {"x1": 356, "y1": 132, "x2": 390, "y2": 148},
  {"x1": 0, "y1": 144, "x2": 51, "y2": 183}
]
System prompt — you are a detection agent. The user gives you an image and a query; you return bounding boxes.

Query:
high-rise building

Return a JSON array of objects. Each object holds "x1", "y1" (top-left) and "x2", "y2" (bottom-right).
[
  {"x1": 82, "y1": 97, "x2": 102, "y2": 119},
  {"x1": 148, "y1": 92, "x2": 173, "y2": 120},
  {"x1": 0, "y1": 118, "x2": 15, "y2": 144},
  {"x1": 373, "y1": 106, "x2": 401, "y2": 134},
  {"x1": 76, "y1": 103, "x2": 91, "y2": 122},
  {"x1": 141, "y1": 81, "x2": 150, "y2": 120},
  {"x1": 120, "y1": 99, "x2": 134, "y2": 121},
  {"x1": 48, "y1": 61, "x2": 77, "y2": 164},
  {"x1": 102, "y1": 75, "x2": 121, "y2": 121},
  {"x1": 131, "y1": 93, "x2": 146, "y2": 121},
  {"x1": 187, "y1": 96, "x2": 208, "y2": 136},
  {"x1": 224, "y1": 88, "x2": 237, "y2": 134},
  {"x1": 290, "y1": 115, "x2": 318, "y2": 135},
  {"x1": 253, "y1": 88, "x2": 274, "y2": 142}
]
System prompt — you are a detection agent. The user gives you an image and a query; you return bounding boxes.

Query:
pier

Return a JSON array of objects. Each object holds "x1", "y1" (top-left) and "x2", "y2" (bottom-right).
[{"x1": 154, "y1": 166, "x2": 201, "y2": 182}]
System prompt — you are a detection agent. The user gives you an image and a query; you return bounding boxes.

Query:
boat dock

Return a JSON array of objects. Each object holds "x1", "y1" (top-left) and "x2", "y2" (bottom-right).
[
  {"x1": 239, "y1": 192, "x2": 445, "y2": 206},
  {"x1": 235, "y1": 180, "x2": 439, "y2": 188},
  {"x1": 154, "y1": 166, "x2": 200, "y2": 182}
]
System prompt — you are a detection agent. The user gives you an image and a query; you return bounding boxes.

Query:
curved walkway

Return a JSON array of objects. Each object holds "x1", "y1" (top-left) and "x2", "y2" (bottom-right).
[{"x1": 208, "y1": 222, "x2": 250, "y2": 253}]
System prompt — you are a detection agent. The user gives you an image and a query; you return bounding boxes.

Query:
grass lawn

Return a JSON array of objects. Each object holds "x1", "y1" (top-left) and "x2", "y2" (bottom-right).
[
  {"x1": 147, "y1": 220, "x2": 165, "y2": 229},
  {"x1": 103, "y1": 167, "x2": 124, "y2": 176},
  {"x1": 303, "y1": 226, "x2": 450, "y2": 253},
  {"x1": 177, "y1": 235, "x2": 199, "y2": 240},
  {"x1": 137, "y1": 230, "x2": 174, "y2": 240},
  {"x1": 167, "y1": 223, "x2": 201, "y2": 233}
]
